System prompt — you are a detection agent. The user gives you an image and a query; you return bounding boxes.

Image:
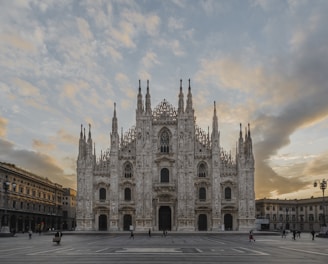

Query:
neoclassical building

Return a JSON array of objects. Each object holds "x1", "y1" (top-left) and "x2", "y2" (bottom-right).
[
  {"x1": 0, "y1": 162, "x2": 63, "y2": 233},
  {"x1": 76, "y1": 80, "x2": 255, "y2": 232}
]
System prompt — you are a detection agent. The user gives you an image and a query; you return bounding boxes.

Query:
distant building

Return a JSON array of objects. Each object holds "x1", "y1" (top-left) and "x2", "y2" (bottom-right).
[
  {"x1": 62, "y1": 188, "x2": 77, "y2": 230},
  {"x1": 256, "y1": 197, "x2": 327, "y2": 232},
  {"x1": 0, "y1": 162, "x2": 63, "y2": 232},
  {"x1": 76, "y1": 80, "x2": 255, "y2": 232}
]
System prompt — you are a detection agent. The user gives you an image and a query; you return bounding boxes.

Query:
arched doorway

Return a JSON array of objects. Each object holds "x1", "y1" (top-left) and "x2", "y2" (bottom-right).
[
  {"x1": 98, "y1": 215, "x2": 107, "y2": 231},
  {"x1": 159, "y1": 206, "x2": 171, "y2": 231},
  {"x1": 198, "y1": 214, "x2": 207, "y2": 231},
  {"x1": 224, "y1": 214, "x2": 233, "y2": 230},
  {"x1": 123, "y1": 214, "x2": 132, "y2": 231}
]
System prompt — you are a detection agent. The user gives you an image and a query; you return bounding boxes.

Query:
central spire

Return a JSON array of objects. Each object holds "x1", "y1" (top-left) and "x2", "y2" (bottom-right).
[
  {"x1": 145, "y1": 80, "x2": 151, "y2": 114},
  {"x1": 112, "y1": 102, "x2": 118, "y2": 134},
  {"x1": 137, "y1": 80, "x2": 143, "y2": 113},
  {"x1": 178, "y1": 79, "x2": 184, "y2": 113},
  {"x1": 186, "y1": 79, "x2": 193, "y2": 113}
]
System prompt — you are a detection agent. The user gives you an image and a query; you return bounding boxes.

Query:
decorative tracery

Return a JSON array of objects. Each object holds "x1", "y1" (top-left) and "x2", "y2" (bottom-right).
[
  {"x1": 152, "y1": 99, "x2": 177, "y2": 124},
  {"x1": 121, "y1": 126, "x2": 136, "y2": 149},
  {"x1": 195, "y1": 125, "x2": 210, "y2": 148},
  {"x1": 160, "y1": 130, "x2": 170, "y2": 153},
  {"x1": 124, "y1": 162, "x2": 133, "y2": 178},
  {"x1": 198, "y1": 162, "x2": 207, "y2": 177}
]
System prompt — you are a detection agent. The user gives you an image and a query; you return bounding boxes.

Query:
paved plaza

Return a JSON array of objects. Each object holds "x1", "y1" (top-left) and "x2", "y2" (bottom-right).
[{"x1": 0, "y1": 232, "x2": 327, "y2": 263}]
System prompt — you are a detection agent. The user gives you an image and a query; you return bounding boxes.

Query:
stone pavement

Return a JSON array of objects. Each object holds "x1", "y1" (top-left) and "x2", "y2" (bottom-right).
[{"x1": 0, "y1": 232, "x2": 327, "y2": 263}]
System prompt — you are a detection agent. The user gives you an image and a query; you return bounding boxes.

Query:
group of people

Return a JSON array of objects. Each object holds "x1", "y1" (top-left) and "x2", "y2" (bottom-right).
[
  {"x1": 129, "y1": 229, "x2": 169, "y2": 239},
  {"x1": 282, "y1": 229, "x2": 316, "y2": 240}
]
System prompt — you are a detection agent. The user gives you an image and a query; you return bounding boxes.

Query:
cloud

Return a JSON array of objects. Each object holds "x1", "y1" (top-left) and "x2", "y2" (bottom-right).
[
  {"x1": 0, "y1": 32, "x2": 36, "y2": 53},
  {"x1": 76, "y1": 17, "x2": 93, "y2": 40},
  {"x1": 32, "y1": 139, "x2": 56, "y2": 151},
  {"x1": 121, "y1": 10, "x2": 160, "y2": 36},
  {"x1": 141, "y1": 51, "x2": 160, "y2": 69},
  {"x1": 109, "y1": 9, "x2": 160, "y2": 49},
  {"x1": 13, "y1": 78, "x2": 40, "y2": 97},
  {"x1": 115, "y1": 73, "x2": 135, "y2": 99},
  {"x1": 55, "y1": 129, "x2": 77, "y2": 145},
  {"x1": 168, "y1": 17, "x2": 184, "y2": 31},
  {"x1": 0, "y1": 117, "x2": 8, "y2": 137},
  {"x1": 303, "y1": 151, "x2": 328, "y2": 178},
  {"x1": 0, "y1": 138, "x2": 75, "y2": 188},
  {"x1": 157, "y1": 38, "x2": 185, "y2": 56}
]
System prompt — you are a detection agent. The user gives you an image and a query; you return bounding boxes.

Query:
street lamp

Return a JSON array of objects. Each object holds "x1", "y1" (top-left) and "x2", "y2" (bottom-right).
[
  {"x1": 1, "y1": 176, "x2": 16, "y2": 235},
  {"x1": 314, "y1": 179, "x2": 327, "y2": 227}
]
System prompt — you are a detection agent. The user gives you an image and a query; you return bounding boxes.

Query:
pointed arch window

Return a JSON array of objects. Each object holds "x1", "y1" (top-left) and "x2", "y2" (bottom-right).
[
  {"x1": 160, "y1": 168, "x2": 169, "y2": 183},
  {"x1": 225, "y1": 187, "x2": 231, "y2": 200},
  {"x1": 99, "y1": 188, "x2": 106, "y2": 200},
  {"x1": 198, "y1": 163, "x2": 207, "y2": 177},
  {"x1": 124, "y1": 188, "x2": 131, "y2": 201},
  {"x1": 199, "y1": 187, "x2": 206, "y2": 201},
  {"x1": 124, "y1": 163, "x2": 133, "y2": 178},
  {"x1": 160, "y1": 130, "x2": 170, "y2": 153}
]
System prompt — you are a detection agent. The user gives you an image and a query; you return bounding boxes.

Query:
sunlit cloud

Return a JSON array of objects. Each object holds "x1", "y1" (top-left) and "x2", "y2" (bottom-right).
[
  {"x1": 32, "y1": 139, "x2": 56, "y2": 152},
  {"x1": 76, "y1": 17, "x2": 93, "y2": 40},
  {"x1": 0, "y1": 33, "x2": 36, "y2": 53},
  {"x1": 0, "y1": 117, "x2": 8, "y2": 137}
]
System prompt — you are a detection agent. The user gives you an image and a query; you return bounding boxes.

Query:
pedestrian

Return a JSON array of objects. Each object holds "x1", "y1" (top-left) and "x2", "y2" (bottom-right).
[
  {"x1": 148, "y1": 229, "x2": 151, "y2": 238},
  {"x1": 249, "y1": 230, "x2": 255, "y2": 242},
  {"x1": 311, "y1": 230, "x2": 315, "y2": 240},
  {"x1": 130, "y1": 230, "x2": 134, "y2": 239},
  {"x1": 282, "y1": 229, "x2": 286, "y2": 238},
  {"x1": 296, "y1": 230, "x2": 301, "y2": 238},
  {"x1": 292, "y1": 230, "x2": 296, "y2": 240},
  {"x1": 28, "y1": 230, "x2": 32, "y2": 239}
]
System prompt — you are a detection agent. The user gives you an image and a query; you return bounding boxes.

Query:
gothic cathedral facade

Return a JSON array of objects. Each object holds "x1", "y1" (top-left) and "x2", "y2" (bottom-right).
[{"x1": 76, "y1": 80, "x2": 255, "y2": 232}]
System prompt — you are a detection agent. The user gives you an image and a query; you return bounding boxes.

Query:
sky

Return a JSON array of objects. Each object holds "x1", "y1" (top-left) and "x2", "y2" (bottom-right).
[{"x1": 1, "y1": 0, "x2": 328, "y2": 200}]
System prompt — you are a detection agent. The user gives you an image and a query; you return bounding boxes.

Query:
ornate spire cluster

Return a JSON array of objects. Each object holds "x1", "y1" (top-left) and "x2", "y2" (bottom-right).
[
  {"x1": 78, "y1": 123, "x2": 94, "y2": 160},
  {"x1": 238, "y1": 123, "x2": 253, "y2": 159}
]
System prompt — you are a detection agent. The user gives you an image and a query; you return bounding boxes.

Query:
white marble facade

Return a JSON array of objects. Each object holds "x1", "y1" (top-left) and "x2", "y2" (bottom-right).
[{"x1": 76, "y1": 80, "x2": 255, "y2": 232}]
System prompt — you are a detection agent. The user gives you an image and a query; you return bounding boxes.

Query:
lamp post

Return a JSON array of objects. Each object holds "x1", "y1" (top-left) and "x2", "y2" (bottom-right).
[
  {"x1": 314, "y1": 179, "x2": 327, "y2": 227},
  {"x1": 1, "y1": 176, "x2": 16, "y2": 235}
]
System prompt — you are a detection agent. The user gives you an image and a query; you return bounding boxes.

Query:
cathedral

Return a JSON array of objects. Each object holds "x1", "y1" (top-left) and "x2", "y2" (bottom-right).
[{"x1": 76, "y1": 80, "x2": 255, "y2": 232}]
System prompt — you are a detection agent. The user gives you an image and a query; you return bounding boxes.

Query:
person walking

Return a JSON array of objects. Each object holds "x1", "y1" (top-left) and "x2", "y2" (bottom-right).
[
  {"x1": 130, "y1": 230, "x2": 134, "y2": 239},
  {"x1": 311, "y1": 230, "x2": 315, "y2": 240},
  {"x1": 148, "y1": 229, "x2": 151, "y2": 238},
  {"x1": 249, "y1": 230, "x2": 255, "y2": 242},
  {"x1": 282, "y1": 229, "x2": 286, "y2": 238}
]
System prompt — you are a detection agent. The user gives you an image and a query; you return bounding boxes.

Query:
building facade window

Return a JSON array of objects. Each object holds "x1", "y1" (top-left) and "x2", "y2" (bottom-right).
[
  {"x1": 199, "y1": 187, "x2": 206, "y2": 201},
  {"x1": 124, "y1": 163, "x2": 133, "y2": 178},
  {"x1": 309, "y1": 214, "x2": 314, "y2": 222},
  {"x1": 160, "y1": 130, "x2": 170, "y2": 153},
  {"x1": 225, "y1": 187, "x2": 231, "y2": 200},
  {"x1": 198, "y1": 163, "x2": 207, "y2": 177},
  {"x1": 160, "y1": 168, "x2": 169, "y2": 183},
  {"x1": 124, "y1": 188, "x2": 131, "y2": 201},
  {"x1": 99, "y1": 188, "x2": 106, "y2": 200}
]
